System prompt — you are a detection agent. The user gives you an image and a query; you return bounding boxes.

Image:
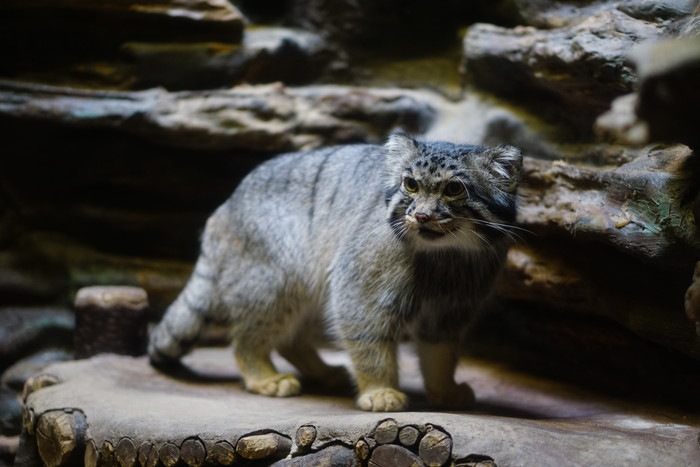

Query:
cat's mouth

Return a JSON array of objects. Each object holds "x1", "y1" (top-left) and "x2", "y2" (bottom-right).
[{"x1": 417, "y1": 227, "x2": 447, "y2": 240}]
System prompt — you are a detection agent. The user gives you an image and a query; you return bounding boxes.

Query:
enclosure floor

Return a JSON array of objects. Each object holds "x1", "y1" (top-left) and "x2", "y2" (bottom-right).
[{"x1": 23, "y1": 347, "x2": 700, "y2": 465}]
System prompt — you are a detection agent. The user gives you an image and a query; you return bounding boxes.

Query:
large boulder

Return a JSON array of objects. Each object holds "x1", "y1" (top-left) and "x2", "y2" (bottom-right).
[
  {"x1": 462, "y1": 9, "x2": 665, "y2": 137},
  {"x1": 0, "y1": 0, "x2": 245, "y2": 77}
]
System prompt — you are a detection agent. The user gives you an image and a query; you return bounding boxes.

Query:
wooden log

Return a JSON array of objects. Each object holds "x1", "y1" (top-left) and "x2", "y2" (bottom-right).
[
  {"x1": 158, "y1": 442, "x2": 180, "y2": 467},
  {"x1": 235, "y1": 433, "x2": 292, "y2": 462},
  {"x1": 369, "y1": 444, "x2": 424, "y2": 467},
  {"x1": 294, "y1": 425, "x2": 317, "y2": 452},
  {"x1": 84, "y1": 438, "x2": 99, "y2": 467},
  {"x1": 73, "y1": 286, "x2": 149, "y2": 358},
  {"x1": 373, "y1": 419, "x2": 399, "y2": 445},
  {"x1": 208, "y1": 441, "x2": 236, "y2": 466},
  {"x1": 22, "y1": 373, "x2": 61, "y2": 401},
  {"x1": 35, "y1": 410, "x2": 88, "y2": 467},
  {"x1": 115, "y1": 437, "x2": 137, "y2": 467},
  {"x1": 22, "y1": 406, "x2": 36, "y2": 436},
  {"x1": 138, "y1": 443, "x2": 159, "y2": 467},
  {"x1": 101, "y1": 440, "x2": 117, "y2": 467},
  {"x1": 180, "y1": 438, "x2": 206, "y2": 467},
  {"x1": 398, "y1": 426, "x2": 421, "y2": 448},
  {"x1": 355, "y1": 437, "x2": 377, "y2": 462},
  {"x1": 418, "y1": 426, "x2": 452, "y2": 467}
]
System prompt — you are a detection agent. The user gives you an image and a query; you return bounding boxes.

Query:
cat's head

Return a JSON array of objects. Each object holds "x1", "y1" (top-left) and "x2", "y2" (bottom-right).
[{"x1": 384, "y1": 131, "x2": 522, "y2": 252}]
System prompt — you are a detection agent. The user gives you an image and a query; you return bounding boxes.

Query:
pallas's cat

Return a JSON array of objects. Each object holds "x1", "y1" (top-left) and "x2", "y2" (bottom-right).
[{"x1": 149, "y1": 131, "x2": 522, "y2": 411}]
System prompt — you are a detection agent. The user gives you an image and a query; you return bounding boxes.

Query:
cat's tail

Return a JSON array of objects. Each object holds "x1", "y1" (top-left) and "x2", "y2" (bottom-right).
[{"x1": 148, "y1": 256, "x2": 216, "y2": 367}]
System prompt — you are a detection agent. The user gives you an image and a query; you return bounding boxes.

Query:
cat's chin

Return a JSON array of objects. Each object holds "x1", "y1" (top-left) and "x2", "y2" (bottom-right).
[
  {"x1": 410, "y1": 225, "x2": 484, "y2": 252},
  {"x1": 417, "y1": 228, "x2": 446, "y2": 240}
]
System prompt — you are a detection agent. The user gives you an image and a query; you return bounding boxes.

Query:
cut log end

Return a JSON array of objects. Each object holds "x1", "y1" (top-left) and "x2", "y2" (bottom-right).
[
  {"x1": 418, "y1": 426, "x2": 452, "y2": 467},
  {"x1": 294, "y1": 425, "x2": 317, "y2": 451},
  {"x1": 235, "y1": 432, "x2": 292, "y2": 462},
  {"x1": 35, "y1": 410, "x2": 88, "y2": 467}
]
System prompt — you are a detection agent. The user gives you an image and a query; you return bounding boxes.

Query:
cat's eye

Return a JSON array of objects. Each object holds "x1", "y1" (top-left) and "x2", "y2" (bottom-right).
[
  {"x1": 403, "y1": 177, "x2": 419, "y2": 193},
  {"x1": 444, "y1": 181, "x2": 466, "y2": 197}
]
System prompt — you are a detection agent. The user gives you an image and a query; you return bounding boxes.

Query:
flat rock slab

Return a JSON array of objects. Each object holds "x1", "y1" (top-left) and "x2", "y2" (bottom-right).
[{"x1": 19, "y1": 348, "x2": 700, "y2": 466}]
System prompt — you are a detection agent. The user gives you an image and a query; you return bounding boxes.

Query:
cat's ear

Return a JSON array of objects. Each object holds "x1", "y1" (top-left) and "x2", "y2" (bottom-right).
[
  {"x1": 481, "y1": 145, "x2": 522, "y2": 193},
  {"x1": 385, "y1": 130, "x2": 420, "y2": 169}
]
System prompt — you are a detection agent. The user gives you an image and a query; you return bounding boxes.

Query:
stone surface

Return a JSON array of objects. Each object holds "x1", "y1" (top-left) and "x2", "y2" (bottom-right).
[
  {"x1": 462, "y1": 9, "x2": 664, "y2": 136},
  {"x1": 618, "y1": 0, "x2": 699, "y2": 22},
  {"x1": 631, "y1": 36, "x2": 700, "y2": 150},
  {"x1": 502, "y1": 146, "x2": 700, "y2": 358},
  {"x1": 499, "y1": 145, "x2": 700, "y2": 361},
  {"x1": 0, "y1": 0, "x2": 245, "y2": 78},
  {"x1": 0, "y1": 434, "x2": 19, "y2": 466},
  {"x1": 0, "y1": 386, "x2": 21, "y2": 436},
  {"x1": 0, "y1": 308, "x2": 73, "y2": 374},
  {"x1": 594, "y1": 92, "x2": 650, "y2": 145},
  {"x1": 16, "y1": 348, "x2": 700, "y2": 466},
  {"x1": 597, "y1": 36, "x2": 700, "y2": 149},
  {"x1": 0, "y1": 81, "x2": 434, "y2": 152},
  {"x1": 518, "y1": 145, "x2": 698, "y2": 266},
  {"x1": 511, "y1": 0, "x2": 698, "y2": 29},
  {"x1": 370, "y1": 444, "x2": 423, "y2": 467},
  {"x1": 506, "y1": 0, "x2": 613, "y2": 28},
  {"x1": 272, "y1": 444, "x2": 357, "y2": 467},
  {"x1": 285, "y1": 0, "x2": 488, "y2": 54},
  {"x1": 494, "y1": 245, "x2": 700, "y2": 395},
  {"x1": 122, "y1": 26, "x2": 344, "y2": 90},
  {"x1": 1, "y1": 349, "x2": 73, "y2": 392}
]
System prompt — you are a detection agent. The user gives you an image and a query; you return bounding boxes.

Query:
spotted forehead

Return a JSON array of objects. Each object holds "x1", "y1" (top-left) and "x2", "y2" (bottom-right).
[{"x1": 408, "y1": 153, "x2": 462, "y2": 180}]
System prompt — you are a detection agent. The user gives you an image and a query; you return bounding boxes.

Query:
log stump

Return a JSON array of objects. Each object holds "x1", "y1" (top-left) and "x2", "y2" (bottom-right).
[{"x1": 73, "y1": 286, "x2": 149, "y2": 358}]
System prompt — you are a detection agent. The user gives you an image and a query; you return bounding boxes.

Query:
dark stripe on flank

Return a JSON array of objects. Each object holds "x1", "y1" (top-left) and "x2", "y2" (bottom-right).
[
  {"x1": 308, "y1": 148, "x2": 340, "y2": 223},
  {"x1": 352, "y1": 149, "x2": 374, "y2": 180},
  {"x1": 329, "y1": 178, "x2": 341, "y2": 207}
]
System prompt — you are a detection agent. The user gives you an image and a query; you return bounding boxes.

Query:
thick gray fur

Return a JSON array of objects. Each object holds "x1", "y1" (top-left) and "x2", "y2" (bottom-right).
[{"x1": 149, "y1": 131, "x2": 522, "y2": 411}]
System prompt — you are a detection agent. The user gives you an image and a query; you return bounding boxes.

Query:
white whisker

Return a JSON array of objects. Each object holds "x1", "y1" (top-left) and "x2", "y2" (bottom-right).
[{"x1": 452, "y1": 215, "x2": 531, "y2": 245}]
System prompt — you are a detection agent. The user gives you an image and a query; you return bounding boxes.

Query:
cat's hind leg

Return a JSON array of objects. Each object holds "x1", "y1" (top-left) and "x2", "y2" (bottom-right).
[
  {"x1": 277, "y1": 336, "x2": 351, "y2": 389},
  {"x1": 417, "y1": 340, "x2": 475, "y2": 409},
  {"x1": 234, "y1": 339, "x2": 302, "y2": 397},
  {"x1": 225, "y1": 264, "x2": 305, "y2": 398}
]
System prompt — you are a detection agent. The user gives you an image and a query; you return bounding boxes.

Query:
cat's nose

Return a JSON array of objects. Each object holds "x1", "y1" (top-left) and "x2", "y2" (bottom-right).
[{"x1": 414, "y1": 212, "x2": 431, "y2": 223}]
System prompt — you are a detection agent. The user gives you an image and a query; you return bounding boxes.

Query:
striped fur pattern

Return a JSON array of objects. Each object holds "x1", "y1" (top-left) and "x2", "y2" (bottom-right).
[{"x1": 148, "y1": 131, "x2": 522, "y2": 411}]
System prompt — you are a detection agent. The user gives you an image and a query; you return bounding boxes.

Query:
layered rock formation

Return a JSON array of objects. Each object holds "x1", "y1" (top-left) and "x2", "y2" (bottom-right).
[{"x1": 2, "y1": 0, "x2": 700, "y2": 464}]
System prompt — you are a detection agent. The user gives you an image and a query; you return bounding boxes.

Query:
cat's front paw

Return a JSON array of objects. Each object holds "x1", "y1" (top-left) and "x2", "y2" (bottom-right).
[
  {"x1": 427, "y1": 382, "x2": 475, "y2": 409},
  {"x1": 246, "y1": 374, "x2": 302, "y2": 397},
  {"x1": 356, "y1": 388, "x2": 408, "y2": 412}
]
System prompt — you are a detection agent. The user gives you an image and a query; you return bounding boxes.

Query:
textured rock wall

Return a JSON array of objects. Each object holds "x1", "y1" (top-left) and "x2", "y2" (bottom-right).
[{"x1": 2, "y1": 1, "x2": 700, "y2": 459}]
